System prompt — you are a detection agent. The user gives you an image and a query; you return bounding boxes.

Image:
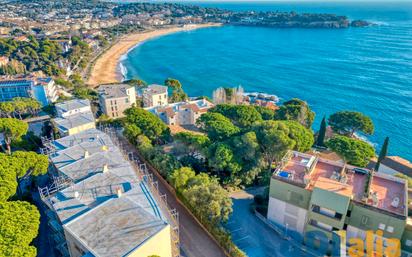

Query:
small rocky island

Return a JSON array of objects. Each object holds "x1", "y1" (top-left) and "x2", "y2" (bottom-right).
[{"x1": 228, "y1": 11, "x2": 372, "y2": 28}]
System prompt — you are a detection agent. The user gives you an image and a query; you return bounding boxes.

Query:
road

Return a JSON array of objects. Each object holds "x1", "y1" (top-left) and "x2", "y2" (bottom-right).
[
  {"x1": 226, "y1": 189, "x2": 312, "y2": 257},
  {"x1": 115, "y1": 132, "x2": 227, "y2": 257}
]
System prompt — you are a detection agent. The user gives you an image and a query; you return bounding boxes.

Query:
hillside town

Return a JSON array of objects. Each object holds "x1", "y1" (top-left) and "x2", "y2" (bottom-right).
[{"x1": 0, "y1": 1, "x2": 410, "y2": 257}]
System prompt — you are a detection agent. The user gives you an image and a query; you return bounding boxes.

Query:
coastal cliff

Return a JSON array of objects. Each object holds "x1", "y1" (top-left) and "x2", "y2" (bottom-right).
[{"x1": 228, "y1": 11, "x2": 371, "y2": 28}]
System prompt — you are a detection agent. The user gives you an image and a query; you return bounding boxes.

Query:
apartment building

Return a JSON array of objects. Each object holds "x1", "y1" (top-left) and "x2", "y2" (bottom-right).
[
  {"x1": 32, "y1": 77, "x2": 59, "y2": 106},
  {"x1": 268, "y1": 151, "x2": 412, "y2": 256},
  {"x1": 0, "y1": 77, "x2": 58, "y2": 106},
  {"x1": 39, "y1": 128, "x2": 177, "y2": 257},
  {"x1": 98, "y1": 83, "x2": 136, "y2": 119},
  {"x1": 145, "y1": 99, "x2": 214, "y2": 126},
  {"x1": 142, "y1": 84, "x2": 168, "y2": 108},
  {"x1": 53, "y1": 99, "x2": 95, "y2": 136}
]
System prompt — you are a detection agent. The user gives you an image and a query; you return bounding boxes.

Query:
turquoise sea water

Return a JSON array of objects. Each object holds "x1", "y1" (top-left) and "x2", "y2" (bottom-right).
[{"x1": 122, "y1": 1, "x2": 412, "y2": 160}]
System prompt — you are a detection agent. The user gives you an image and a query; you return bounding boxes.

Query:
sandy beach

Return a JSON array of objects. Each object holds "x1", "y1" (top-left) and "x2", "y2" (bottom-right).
[{"x1": 87, "y1": 23, "x2": 222, "y2": 87}]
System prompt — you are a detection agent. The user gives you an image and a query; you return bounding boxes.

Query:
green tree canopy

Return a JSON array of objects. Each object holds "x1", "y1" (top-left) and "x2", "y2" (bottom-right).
[
  {"x1": 281, "y1": 120, "x2": 314, "y2": 152},
  {"x1": 326, "y1": 135, "x2": 375, "y2": 167},
  {"x1": 168, "y1": 167, "x2": 196, "y2": 192},
  {"x1": 0, "y1": 151, "x2": 48, "y2": 201},
  {"x1": 209, "y1": 104, "x2": 263, "y2": 127},
  {"x1": 328, "y1": 111, "x2": 374, "y2": 136},
  {"x1": 375, "y1": 137, "x2": 389, "y2": 171},
  {"x1": 253, "y1": 105, "x2": 275, "y2": 120},
  {"x1": 196, "y1": 112, "x2": 240, "y2": 141},
  {"x1": 174, "y1": 132, "x2": 210, "y2": 156},
  {"x1": 182, "y1": 172, "x2": 233, "y2": 223},
  {"x1": 231, "y1": 131, "x2": 260, "y2": 163},
  {"x1": 0, "y1": 98, "x2": 41, "y2": 119},
  {"x1": 253, "y1": 120, "x2": 295, "y2": 167},
  {"x1": 275, "y1": 98, "x2": 315, "y2": 128},
  {"x1": 208, "y1": 143, "x2": 242, "y2": 180},
  {"x1": 0, "y1": 118, "x2": 28, "y2": 154},
  {"x1": 316, "y1": 116, "x2": 327, "y2": 147},
  {"x1": 124, "y1": 107, "x2": 170, "y2": 144},
  {"x1": 164, "y1": 78, "x2": 188, "y2": 103},
  {"x1": 124, "y1": 78, "x2": 147, "y2": 88},
  {"x1": 0, "y1": 201, "x2": 40, "y2": 257}
]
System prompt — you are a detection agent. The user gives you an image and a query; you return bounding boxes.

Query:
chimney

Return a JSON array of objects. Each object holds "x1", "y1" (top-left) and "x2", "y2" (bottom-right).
[
  {"x1": 74, "y1": 191, "x2": 79, "y2": 199},
  {"x1": 84, "y1": 150, "x2": 89, "y2": 159},
  {"x1": 102, "y1": 164, "x2": 109, "y2": 173},
  {"x1": 116, "y1": 188, "x2": 122, "y2": 198}
]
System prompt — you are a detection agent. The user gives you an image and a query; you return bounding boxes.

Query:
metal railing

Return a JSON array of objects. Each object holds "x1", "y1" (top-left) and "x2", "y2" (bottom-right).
[
  {"x1": 98, "y1": 124, "x2": 181, "y2": 257},
  {"x1": 38, "y1": 175, "x2": 73, "y2": 210}
]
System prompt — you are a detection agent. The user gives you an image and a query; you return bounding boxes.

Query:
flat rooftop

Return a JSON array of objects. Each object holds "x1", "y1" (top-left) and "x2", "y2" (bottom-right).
[
  {"x1": 46, "y1": 129, "x2": 169, "y2": 256},
  {"x1": 274, "y1": 151, "x2": 407, "y2": 216},
  {"x1": 65, "y1": 194, "x2": 167, "y2": 257},
  {"x1": 53, "y1": 111, "x2": 95, "y2": 131},
  {"x1": 367, "y1": 172, "x2": 407, "y2": 216},
  {"x1": 145, "y1": 99, "x2": 214, "y2": 117},
  {"x1": 143, "y1": 84, "x2": 168, "y2": 95},
  {"x1": 98, "y1": 83, "x2": 132, "y2": 99},
  {"x1": 55, "y1": 99, "x2": 91, "y2": 112},
  {"x1": 51, "y1": 128, "x2": 113, "y2": 150}
]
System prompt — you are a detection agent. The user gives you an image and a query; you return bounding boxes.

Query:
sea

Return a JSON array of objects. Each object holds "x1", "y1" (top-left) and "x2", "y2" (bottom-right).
[{"x1": 121, "y1": 1, "x2": 412, "y2": 161}]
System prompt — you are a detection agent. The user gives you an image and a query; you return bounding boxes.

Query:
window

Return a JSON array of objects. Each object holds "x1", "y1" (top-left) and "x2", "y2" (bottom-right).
[
  {"x1": 378, "y1": 223, "x2": 386, "y2": 230},
  {"x1": 361, "y1": 215, "x2": 369, "y2": 225},
  {"x1": 309, "y1": 219, "x2": 337, "y2": 232},
  {"x1": 311, "y1": 205, "x2": 342, "y2": 220},
  {"x1": 406, "y1": 240, "x2": 412, "y2": 247},
  {"x1": 125, "y1": 98, "x2": 129, "y2": 103},
  {"x1": 386, "y1": 226, "x2": 394, "y2": 233}
]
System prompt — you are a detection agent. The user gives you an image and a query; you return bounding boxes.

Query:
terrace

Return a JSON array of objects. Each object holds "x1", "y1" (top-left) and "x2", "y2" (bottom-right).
[
  {"x1": 273, "y1": 151, "x2": 408, "y2": 216},
  {"x1": 366, "y1": 172, "x2": 407, "y2": 216},
  {"x1": 273, "y1": 151, "x2": 317, "y2": 186}
]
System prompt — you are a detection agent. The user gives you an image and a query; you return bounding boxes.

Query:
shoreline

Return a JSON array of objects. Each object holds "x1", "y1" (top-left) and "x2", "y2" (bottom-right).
[{"x1": 87, "y1": 23, "x2": 222, "y2": 87}]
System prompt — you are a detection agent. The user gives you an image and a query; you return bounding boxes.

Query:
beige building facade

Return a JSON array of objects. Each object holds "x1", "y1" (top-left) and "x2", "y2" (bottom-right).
[
  {"x1": 53, "y1": 99, "x2": 96, "y2": 136},
  {"x1": 145, "y1": 99, "x2": 214, "y2": 126},
  {"x1": 98, "y1": 84, "x2": 136, "y2": 119},
  {"x1": 142, "y1": 84, "x2": 168, "y2": 108}
]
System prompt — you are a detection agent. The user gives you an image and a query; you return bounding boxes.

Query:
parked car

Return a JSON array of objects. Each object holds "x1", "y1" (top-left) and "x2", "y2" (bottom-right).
[{"x1": 353, "y1": 168, "x2": 369, "y2": 175}]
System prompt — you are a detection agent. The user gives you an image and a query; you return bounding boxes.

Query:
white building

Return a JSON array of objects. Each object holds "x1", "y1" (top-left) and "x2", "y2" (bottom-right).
[
  {"x1": 33, "y1": 77, "x2": 59, "y2": 106},
  {"x1": 55, "y1": 99, "x2": 92, "y2": 118},
  {"x1": 53, "y1": 99, "x2": 95, "y2": 136},
  {"x1": 39, "y1": 129, "x2": 177, "y2": 257},
  {"x1": 146, "y1": 99, "x2": 214, "y2": 126},
  {"x1": 142, "y1": 84, "x2": 168, "y2": 108},
  {"x1": 0, "y1": 77, "x2": 58, "y2": 106}
]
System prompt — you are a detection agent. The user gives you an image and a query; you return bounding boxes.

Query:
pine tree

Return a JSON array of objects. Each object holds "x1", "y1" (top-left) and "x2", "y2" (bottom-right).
[
  {"x1": 316, "y1": 116, "x2": 327, "y2": 146},
  {"x1": 375, "y1": 137, "x2": 389, "y2": 171}
]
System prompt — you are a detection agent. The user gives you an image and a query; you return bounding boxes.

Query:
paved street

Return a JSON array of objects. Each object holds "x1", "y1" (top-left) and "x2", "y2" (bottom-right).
[
  {"x1": 115, "y1": 131, "x2": 227, "y2": 257},
  {"x1": 226, "y1": 189, "x2": 312, "y2": 257}
]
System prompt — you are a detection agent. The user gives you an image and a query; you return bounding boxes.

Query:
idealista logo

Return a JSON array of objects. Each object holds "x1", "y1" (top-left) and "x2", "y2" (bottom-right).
[
  {"x1": 342, "y1": 230, "x2": 401, "y2": 257},
  {"x1": 287, "y1": 229, "x2": 401, "y2": 257}
]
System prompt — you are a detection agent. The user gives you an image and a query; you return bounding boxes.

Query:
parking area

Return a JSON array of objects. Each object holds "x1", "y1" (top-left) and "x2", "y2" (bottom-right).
[{"x1": 225, "y1": 189, "x2": 312, "y2": 257}]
